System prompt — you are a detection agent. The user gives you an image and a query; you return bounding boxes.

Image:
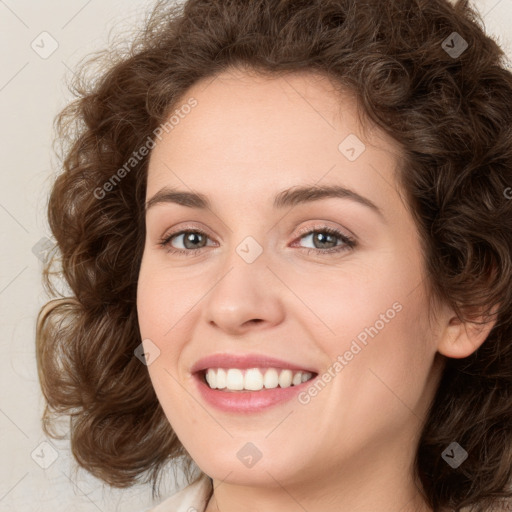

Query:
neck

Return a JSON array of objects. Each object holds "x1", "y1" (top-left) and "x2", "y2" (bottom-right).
[{"x1": 203, "y1": 452, "x2": 433, "y2": 512}]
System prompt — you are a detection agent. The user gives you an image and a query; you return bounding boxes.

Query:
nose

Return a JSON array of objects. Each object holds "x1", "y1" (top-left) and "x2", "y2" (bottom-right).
[{"x1": 201, "y1": 246, "x2": 286, "y2": 336}]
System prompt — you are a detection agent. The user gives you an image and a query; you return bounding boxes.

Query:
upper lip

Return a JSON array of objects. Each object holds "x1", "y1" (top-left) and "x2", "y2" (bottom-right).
[{"x1": 190, "y1": 353, "x2": 319, "y2": 374}]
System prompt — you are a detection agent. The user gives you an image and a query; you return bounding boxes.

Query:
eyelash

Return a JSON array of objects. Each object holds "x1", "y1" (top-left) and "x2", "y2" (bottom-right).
[{"x1": 158, "y1": 224, "x2": 357, "y2": 257}]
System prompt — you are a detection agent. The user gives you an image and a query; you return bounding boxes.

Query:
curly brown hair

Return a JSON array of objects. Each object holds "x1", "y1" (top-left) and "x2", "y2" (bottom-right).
[{"x1": 36, "y1": 0, "x2": 512, "y2": 510}]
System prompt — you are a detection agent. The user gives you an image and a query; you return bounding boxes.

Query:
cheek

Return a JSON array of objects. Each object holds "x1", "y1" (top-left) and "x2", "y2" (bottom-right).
[
  {"x1": 137, "y1": 276, "x2": 171, "y2": 336},
  {"x1": 334, "y1": 286, "x2": 434, "y2": 418},
  {"x1": 136, "y1": 258, "x2": 207, "y2": 402},
  {"x1": 304, "y1": 253, "x2": 433, "y2": 408},
  {"x1": 136, "y1": 259, "x2": 199, "y2": 338},
  {"x1": 136, "y1": 266, "x2": 192, "y2": 416},
  {"x1": 288, "y1": 255, "x2": 418, "y2": 351}
]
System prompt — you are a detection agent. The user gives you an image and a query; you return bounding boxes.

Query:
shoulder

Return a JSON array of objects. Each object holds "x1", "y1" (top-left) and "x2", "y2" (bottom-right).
[{"x1": 146, "y1": 473, "x2": 212, "y2": 512}]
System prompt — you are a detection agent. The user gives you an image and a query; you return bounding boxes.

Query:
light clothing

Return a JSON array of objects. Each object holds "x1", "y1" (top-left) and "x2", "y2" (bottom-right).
[{"x1": 147, "y1": 474, "x2": 213, "y2": 512}]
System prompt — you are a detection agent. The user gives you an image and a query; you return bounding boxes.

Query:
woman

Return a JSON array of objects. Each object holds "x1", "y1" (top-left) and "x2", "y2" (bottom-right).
[{"x1": 36, "y1": 0, "x2": 512, "y2": 511}]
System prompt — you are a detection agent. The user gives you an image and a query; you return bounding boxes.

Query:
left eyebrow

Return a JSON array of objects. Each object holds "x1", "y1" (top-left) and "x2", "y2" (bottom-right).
[
  {"x1": 273, "y1": 184, "x2": 384, "y2": 220},
  {"x1": 145, "y1": 184, "x2": 385, "y2": 221}
]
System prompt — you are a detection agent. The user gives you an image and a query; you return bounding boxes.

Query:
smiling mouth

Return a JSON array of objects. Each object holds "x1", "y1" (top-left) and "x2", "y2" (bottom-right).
[{"x1": 198, "y1": 367, "x2": 317, "y2": 392}]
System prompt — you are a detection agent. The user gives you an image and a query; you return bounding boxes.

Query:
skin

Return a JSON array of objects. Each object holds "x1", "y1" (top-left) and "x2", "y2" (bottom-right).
[{"x1": 136, "y1": 68, "x2": 495, "y2": 512}]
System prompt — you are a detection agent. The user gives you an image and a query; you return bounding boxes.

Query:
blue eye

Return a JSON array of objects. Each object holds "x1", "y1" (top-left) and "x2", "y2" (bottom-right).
[
  {"x1": 158, "y1": 225, "x2": 356, "y2": 257},
  {"x1": 293, "y1": 226, "x2": 356, "y2": 254},
  {"x1": 159, "y1": 230, "x2": 211, "y2": 256}
]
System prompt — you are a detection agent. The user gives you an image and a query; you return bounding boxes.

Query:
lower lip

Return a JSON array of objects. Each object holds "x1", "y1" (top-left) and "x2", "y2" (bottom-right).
[{"x1": 194, "y1": 373, "x2": 317, "y2": 413}]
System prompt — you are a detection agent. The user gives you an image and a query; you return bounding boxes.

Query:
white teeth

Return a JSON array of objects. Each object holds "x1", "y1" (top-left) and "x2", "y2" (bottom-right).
[
  {"x1": 278, "y1": 369, "x2": 293, "y2": 388},
  {"x1": 244, "y1": 368, "x2": 264, "y2": 391},
  {"x1": 216, "y1": 368, "x2": 227, "y2": 389},
  {"x1": 226, "y1": 369, "x2": 244, "y2": 390},
  {"x1": 263, "y1": 368, "x2": 279, "y2": 389},
  {"x1": 204, "y1": 367, "x2": 314, "y2": 391},
  {"x1": 206, "y1": 368, "x2": 217, "y2": 389}
]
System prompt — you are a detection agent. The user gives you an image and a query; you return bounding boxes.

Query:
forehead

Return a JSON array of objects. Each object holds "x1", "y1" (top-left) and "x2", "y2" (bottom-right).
[
  {"x1": 146, "y1": 68, "x2": 403, "y2": 213},
  {"x1": 152, "y1": 68, "x2": 365, "y2": 157}
]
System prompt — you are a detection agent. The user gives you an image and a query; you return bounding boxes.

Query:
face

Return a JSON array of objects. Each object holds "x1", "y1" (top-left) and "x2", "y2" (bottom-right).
[{"x1": 137, "y1": 68, "x2": 444, "y2": 491}]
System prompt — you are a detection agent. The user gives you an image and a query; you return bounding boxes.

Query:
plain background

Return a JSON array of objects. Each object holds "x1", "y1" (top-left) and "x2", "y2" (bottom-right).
[{"x1": 0, "y1": 0, "x2": 511, "y2": 511}]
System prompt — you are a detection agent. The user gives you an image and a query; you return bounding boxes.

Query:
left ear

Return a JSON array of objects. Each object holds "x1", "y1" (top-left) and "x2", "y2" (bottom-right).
[{"x1": 436, "y1": 304, "x2": 499, "y2": 359}]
